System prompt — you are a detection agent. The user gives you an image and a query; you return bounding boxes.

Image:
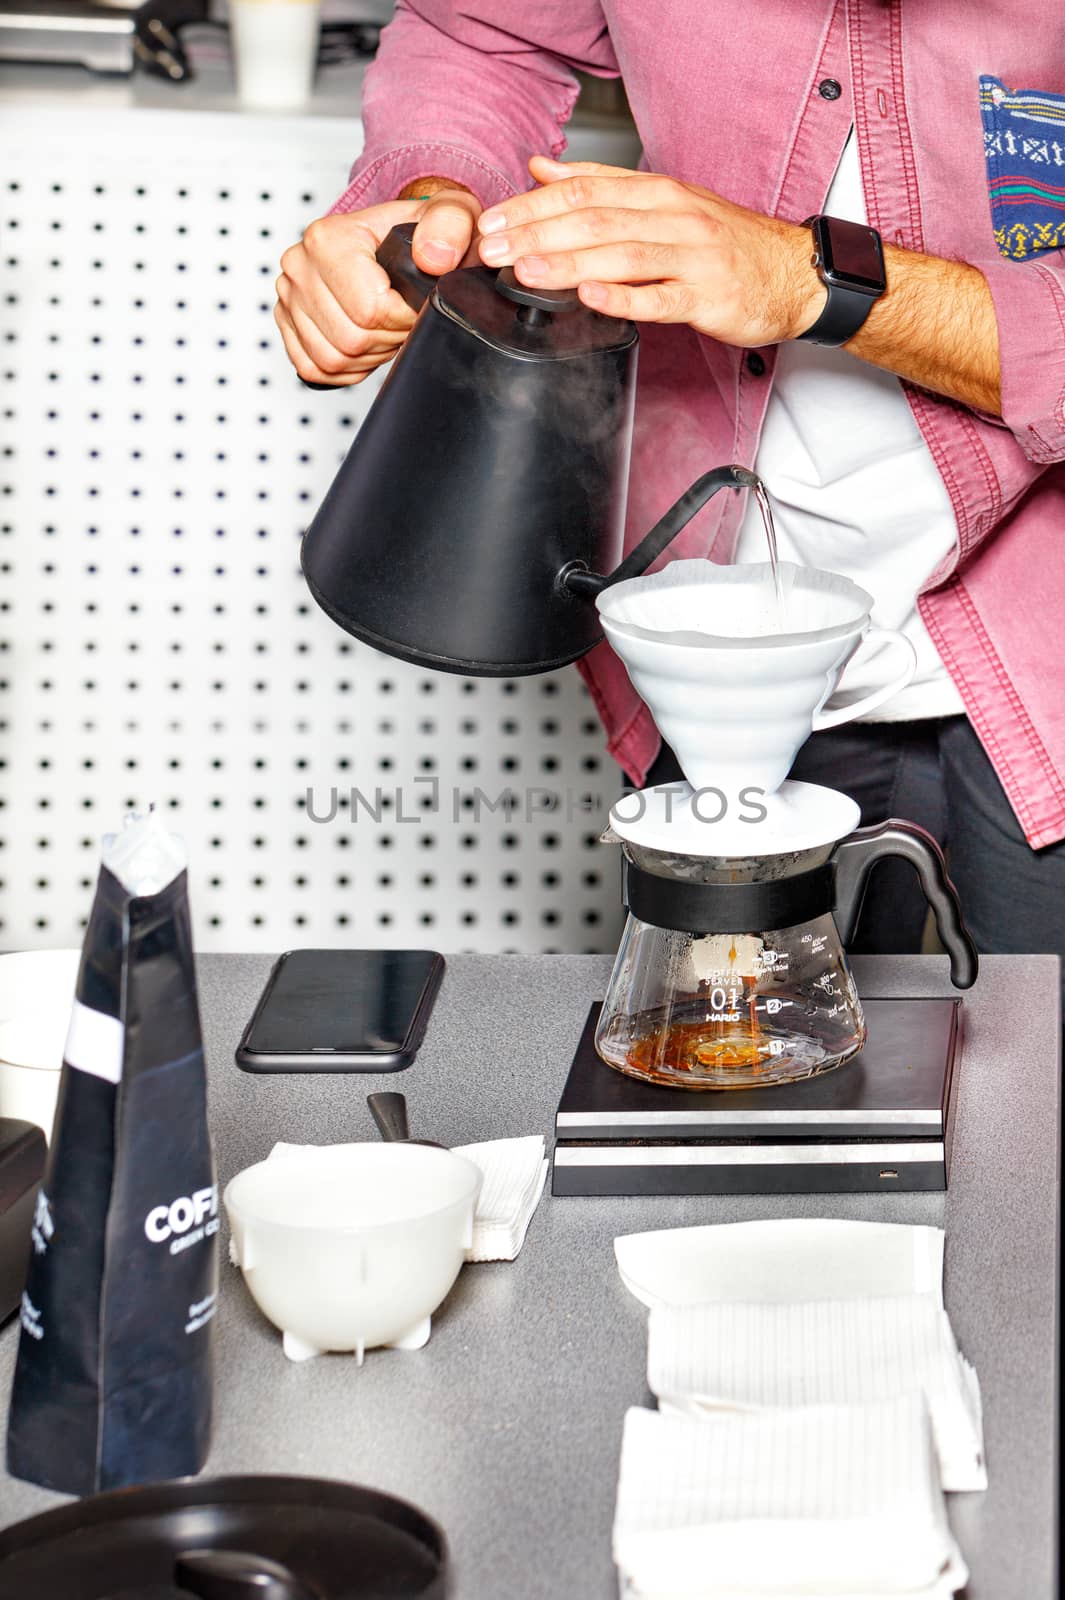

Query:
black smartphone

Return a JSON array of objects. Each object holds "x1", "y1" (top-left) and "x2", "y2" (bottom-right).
[{"x1": 235, "y1": 948, "x2": 445, "y2": 1073}]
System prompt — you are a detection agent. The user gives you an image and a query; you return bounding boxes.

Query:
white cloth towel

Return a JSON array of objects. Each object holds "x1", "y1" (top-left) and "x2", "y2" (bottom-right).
[
  {"x1": 267, "y1": 1135, "x2": 547, "y2": 1263},
  {"x1": 613, "y1": 1400, "x2": 968, "y2": 1598},
  {"x1": 452, "y1": 1134, "x2": 548, "y2": 1261},
  {"x1": 614, "y1": 1219, "x2": 945, "y2": 1311},
  {"x1": 647, "y1": 1294, "x2": 985, "y2": 1492}
]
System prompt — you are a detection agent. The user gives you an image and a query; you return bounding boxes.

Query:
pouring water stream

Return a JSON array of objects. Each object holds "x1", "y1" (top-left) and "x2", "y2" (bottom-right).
[{"x1": 751, "y1": 479, "x2": 785, "y2": 622}]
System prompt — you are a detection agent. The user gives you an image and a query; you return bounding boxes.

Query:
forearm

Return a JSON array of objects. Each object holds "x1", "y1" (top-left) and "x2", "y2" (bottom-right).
[
  {"x1": 476, "y1": 162, "x2": 1005, "y2": 421},
  {"x1": 842, "y1": 244, "x2": 1002, "y2": 418}
]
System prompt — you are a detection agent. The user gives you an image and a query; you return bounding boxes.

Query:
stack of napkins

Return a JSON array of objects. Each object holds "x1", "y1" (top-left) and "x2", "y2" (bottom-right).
[
  {"x1": 453, "y1": 1134, "x2": 548, "y2": 1261},
  {"x1": 648, "y1": 1293, "x2": 985, "y2": 1491},
  {"x1": 614, "y1": 1400, "x2": 968, "y2": 1599}
]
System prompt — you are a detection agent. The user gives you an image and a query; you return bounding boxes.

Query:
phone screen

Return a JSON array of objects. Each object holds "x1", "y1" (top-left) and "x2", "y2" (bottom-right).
[{"x1": 243, "y1": 949, "x2": 442, "y2": 1056}]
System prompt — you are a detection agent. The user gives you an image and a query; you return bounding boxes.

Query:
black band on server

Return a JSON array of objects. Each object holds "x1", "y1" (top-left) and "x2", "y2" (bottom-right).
[{"x1": 622, "y1": 860, "x2": 836, "y2": 934}]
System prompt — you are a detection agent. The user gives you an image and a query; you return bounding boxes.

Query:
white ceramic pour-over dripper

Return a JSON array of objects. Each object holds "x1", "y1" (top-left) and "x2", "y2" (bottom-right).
[{"x1": 597, "y1": 560, "x2": 916, "y2": 796}]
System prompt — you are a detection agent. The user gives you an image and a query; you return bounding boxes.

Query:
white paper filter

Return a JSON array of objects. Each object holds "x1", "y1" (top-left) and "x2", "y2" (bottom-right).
[
  {"x1": 647, "y1": 1294, "x2": 986, "y2": 1492},
  {"x1": 613, "y1": 1400, "x2": 968, "y2": 1599},
  {"x1": 614, "y1": 1218, "x2": 946, "y2": 1311},
  {"x1": 596, "y1": 559, "x2": 873, "y2": 647}
]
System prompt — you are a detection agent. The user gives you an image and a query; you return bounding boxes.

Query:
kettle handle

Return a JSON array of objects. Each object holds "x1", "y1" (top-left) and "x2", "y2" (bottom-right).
[
  {"x1": 298, "y1": 223, "x2": 435, "y2": 390},
  {"x1": 832, "y1": 821, "x2": 978, "y2": 989},
  {"x1": 376, "y1": 221, "x2": 439, "y2": 312}
]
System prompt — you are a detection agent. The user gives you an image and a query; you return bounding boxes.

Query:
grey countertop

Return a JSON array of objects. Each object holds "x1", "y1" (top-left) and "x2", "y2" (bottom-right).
[{"x1": 0, "y1": 952, "x2": 1059, "y2": 1598}]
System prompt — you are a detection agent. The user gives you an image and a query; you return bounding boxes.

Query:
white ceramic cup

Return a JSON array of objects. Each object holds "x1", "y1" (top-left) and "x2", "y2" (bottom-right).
[
  {"x1": 229, "y1": 0, "x2": 321, "y2": 111},
  {"x1": 224, "y1": 1142, "x2": 482, "y2": 1363},
  {"x1": 598, "y1": 560, "x2": 917, "y2": 797}
]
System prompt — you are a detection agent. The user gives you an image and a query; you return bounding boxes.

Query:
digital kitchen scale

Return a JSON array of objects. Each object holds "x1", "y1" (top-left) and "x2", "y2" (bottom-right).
[{"x1": 552, "y1": 998, "x2": 961, "y2": 1197}]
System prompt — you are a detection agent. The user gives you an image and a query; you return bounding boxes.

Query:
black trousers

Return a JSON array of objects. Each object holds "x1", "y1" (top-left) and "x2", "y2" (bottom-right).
[{"x1": 646, "y1": 715, "x2": 1065, "y2": 999}]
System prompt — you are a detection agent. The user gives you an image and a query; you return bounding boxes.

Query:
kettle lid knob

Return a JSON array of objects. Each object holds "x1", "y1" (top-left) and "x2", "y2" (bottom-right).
[{"x1": 494, "y1": 266, "x2": 581, "y2": 314}]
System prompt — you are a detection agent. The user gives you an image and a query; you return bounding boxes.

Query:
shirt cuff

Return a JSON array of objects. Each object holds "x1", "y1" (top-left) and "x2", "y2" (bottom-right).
[
  {"x1": 329, "y1": 142, "x2": 521, "y2": 218},
  {"x1": 980, "y1": 254, "x2": 1065, "y2": 463}
]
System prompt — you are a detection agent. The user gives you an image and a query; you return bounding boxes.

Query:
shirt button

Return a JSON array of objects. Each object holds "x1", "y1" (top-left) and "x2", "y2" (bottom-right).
[
  {"x1": 746, "y1": 352, "x2": 767, "y2": 377},
  {"x1": 818, "y1": 78, "x2": 843, "y2": 100}
]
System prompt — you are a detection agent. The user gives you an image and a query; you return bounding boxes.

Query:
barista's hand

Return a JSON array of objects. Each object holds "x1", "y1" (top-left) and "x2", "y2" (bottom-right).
[
  {"x1": 276, "y1": 185, "x2": 481, "y2": 386},
  {"x1": 476, "y1": 157, "x2": 823, "y2": 348}
]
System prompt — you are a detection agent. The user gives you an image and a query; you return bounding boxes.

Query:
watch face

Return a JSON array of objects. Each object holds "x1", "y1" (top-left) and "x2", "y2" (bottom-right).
[{"x1": 818, "y1": 216, "x2": 884, "y2": 291}]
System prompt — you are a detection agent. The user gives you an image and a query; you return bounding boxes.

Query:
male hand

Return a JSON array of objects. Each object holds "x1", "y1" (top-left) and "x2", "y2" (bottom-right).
[
  {"x1": 276, "y1": 186, "x2": 481, "y2": 385},
  {"x1": 476, "y1": 156, "x2": 824, "y2": 347}
]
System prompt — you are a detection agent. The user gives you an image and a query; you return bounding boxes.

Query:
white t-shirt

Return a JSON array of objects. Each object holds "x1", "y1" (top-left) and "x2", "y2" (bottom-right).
[{"x1": 733, "y1": 129, "x2": 964, "y2": 721}]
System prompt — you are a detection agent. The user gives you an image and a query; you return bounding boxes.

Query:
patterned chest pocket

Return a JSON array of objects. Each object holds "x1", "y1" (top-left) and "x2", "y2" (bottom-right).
[{"x1": 980, "y1": 75, "x2": 1065, "y2": 260}]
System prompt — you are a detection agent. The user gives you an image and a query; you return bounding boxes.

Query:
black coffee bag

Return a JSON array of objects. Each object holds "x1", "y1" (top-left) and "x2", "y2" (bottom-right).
[{"x1": 6, "y1": 816, "x2": 217, "y2": 1494}]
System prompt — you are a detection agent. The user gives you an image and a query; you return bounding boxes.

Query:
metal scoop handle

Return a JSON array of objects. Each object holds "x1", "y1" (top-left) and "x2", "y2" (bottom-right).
[{"x1": 367, "y1": 1091, "x2": 446, "y2": 1148}]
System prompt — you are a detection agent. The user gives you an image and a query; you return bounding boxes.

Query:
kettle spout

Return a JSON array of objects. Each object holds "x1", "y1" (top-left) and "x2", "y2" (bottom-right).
[{"x1": 559, "y1": 464, "x2": 763, "y2": 599}]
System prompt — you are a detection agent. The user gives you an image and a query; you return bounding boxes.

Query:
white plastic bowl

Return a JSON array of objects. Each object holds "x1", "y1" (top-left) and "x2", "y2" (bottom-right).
[{"x1": 224, "y1": 1142, "x2": 482, "y2": 1363}]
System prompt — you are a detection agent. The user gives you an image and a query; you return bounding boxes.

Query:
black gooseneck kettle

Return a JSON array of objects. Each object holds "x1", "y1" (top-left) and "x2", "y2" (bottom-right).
[{"x1": 300, "y1": 223, "x2": 758, "y2": 676}]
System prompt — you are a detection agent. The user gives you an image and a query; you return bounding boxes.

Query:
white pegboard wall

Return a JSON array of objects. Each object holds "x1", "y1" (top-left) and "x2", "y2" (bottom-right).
[{"x1": 0, "y1": 106, "x2": 624, "y2": 955}]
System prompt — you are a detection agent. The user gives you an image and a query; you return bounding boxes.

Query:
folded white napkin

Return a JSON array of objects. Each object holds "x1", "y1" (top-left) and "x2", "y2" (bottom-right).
[
  {"x1": 614, "y1": 1400, "x2": 968, "y2": 1599},
  {"x1": 615, "y1": 1219, "x2": 945, "y2": 1311},
  {"x1": 648, "y1": 1294, "x2": 985, "y2": 1492},
  {"x1": 267, "y1": 1135, "x2": 547, "y2": 1264},
  {"x1": 452, "y1": 1134, "x2": 548, "y2": 1261}
]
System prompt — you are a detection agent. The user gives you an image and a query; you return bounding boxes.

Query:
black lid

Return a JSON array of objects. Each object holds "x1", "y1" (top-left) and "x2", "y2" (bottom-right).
[
  {"x1": 0, "y1": 1475, "x2": 447, "y2": 1599},
  {"x1": 435, "y1": 263, "x2": 636, "y2": 358}
]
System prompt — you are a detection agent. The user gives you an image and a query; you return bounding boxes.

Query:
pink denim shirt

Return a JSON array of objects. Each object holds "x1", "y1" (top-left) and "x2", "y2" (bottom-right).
[{"x1": 331, "y1": 0, "x2": 1065, "y2": 848}]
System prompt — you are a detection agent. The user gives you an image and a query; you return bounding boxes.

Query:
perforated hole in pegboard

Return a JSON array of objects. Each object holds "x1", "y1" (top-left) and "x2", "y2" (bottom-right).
[{"x1": 0, "y1": 107, "x2": 624, "y2": 955}]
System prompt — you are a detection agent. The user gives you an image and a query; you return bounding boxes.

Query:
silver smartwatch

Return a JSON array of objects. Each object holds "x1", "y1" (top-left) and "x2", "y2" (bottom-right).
[{"x1": 798, "y1": 214, "x2": 887, "y2": 347}]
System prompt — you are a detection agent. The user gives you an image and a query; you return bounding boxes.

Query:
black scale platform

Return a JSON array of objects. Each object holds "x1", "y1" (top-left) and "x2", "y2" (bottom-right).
[{"x1": 552, "y1": 999, "x2": 961, "y2": 1197}]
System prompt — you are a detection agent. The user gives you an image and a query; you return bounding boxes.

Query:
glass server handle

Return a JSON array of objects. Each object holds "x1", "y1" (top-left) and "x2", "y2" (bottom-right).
[{"x1": 832, "y1": 821, "x2": 979, "y2": 989}]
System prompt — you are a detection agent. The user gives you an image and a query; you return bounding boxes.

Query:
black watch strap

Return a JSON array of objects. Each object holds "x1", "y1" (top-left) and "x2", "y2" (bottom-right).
[{"x1": 798, "y1": 280, "x2": 879, "y2": 347}]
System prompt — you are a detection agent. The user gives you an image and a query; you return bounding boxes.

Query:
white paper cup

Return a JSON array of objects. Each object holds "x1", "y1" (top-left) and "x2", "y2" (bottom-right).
[
  {"x1": 0, "y1": 1056, "x2": 62, "y2": 1140},
  {"x1": 0, "y1": 948, "x2": 81, "y2": 1139},
  {"x1": 230, "y1": 0, "x2": 321, "y2": 111}
]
